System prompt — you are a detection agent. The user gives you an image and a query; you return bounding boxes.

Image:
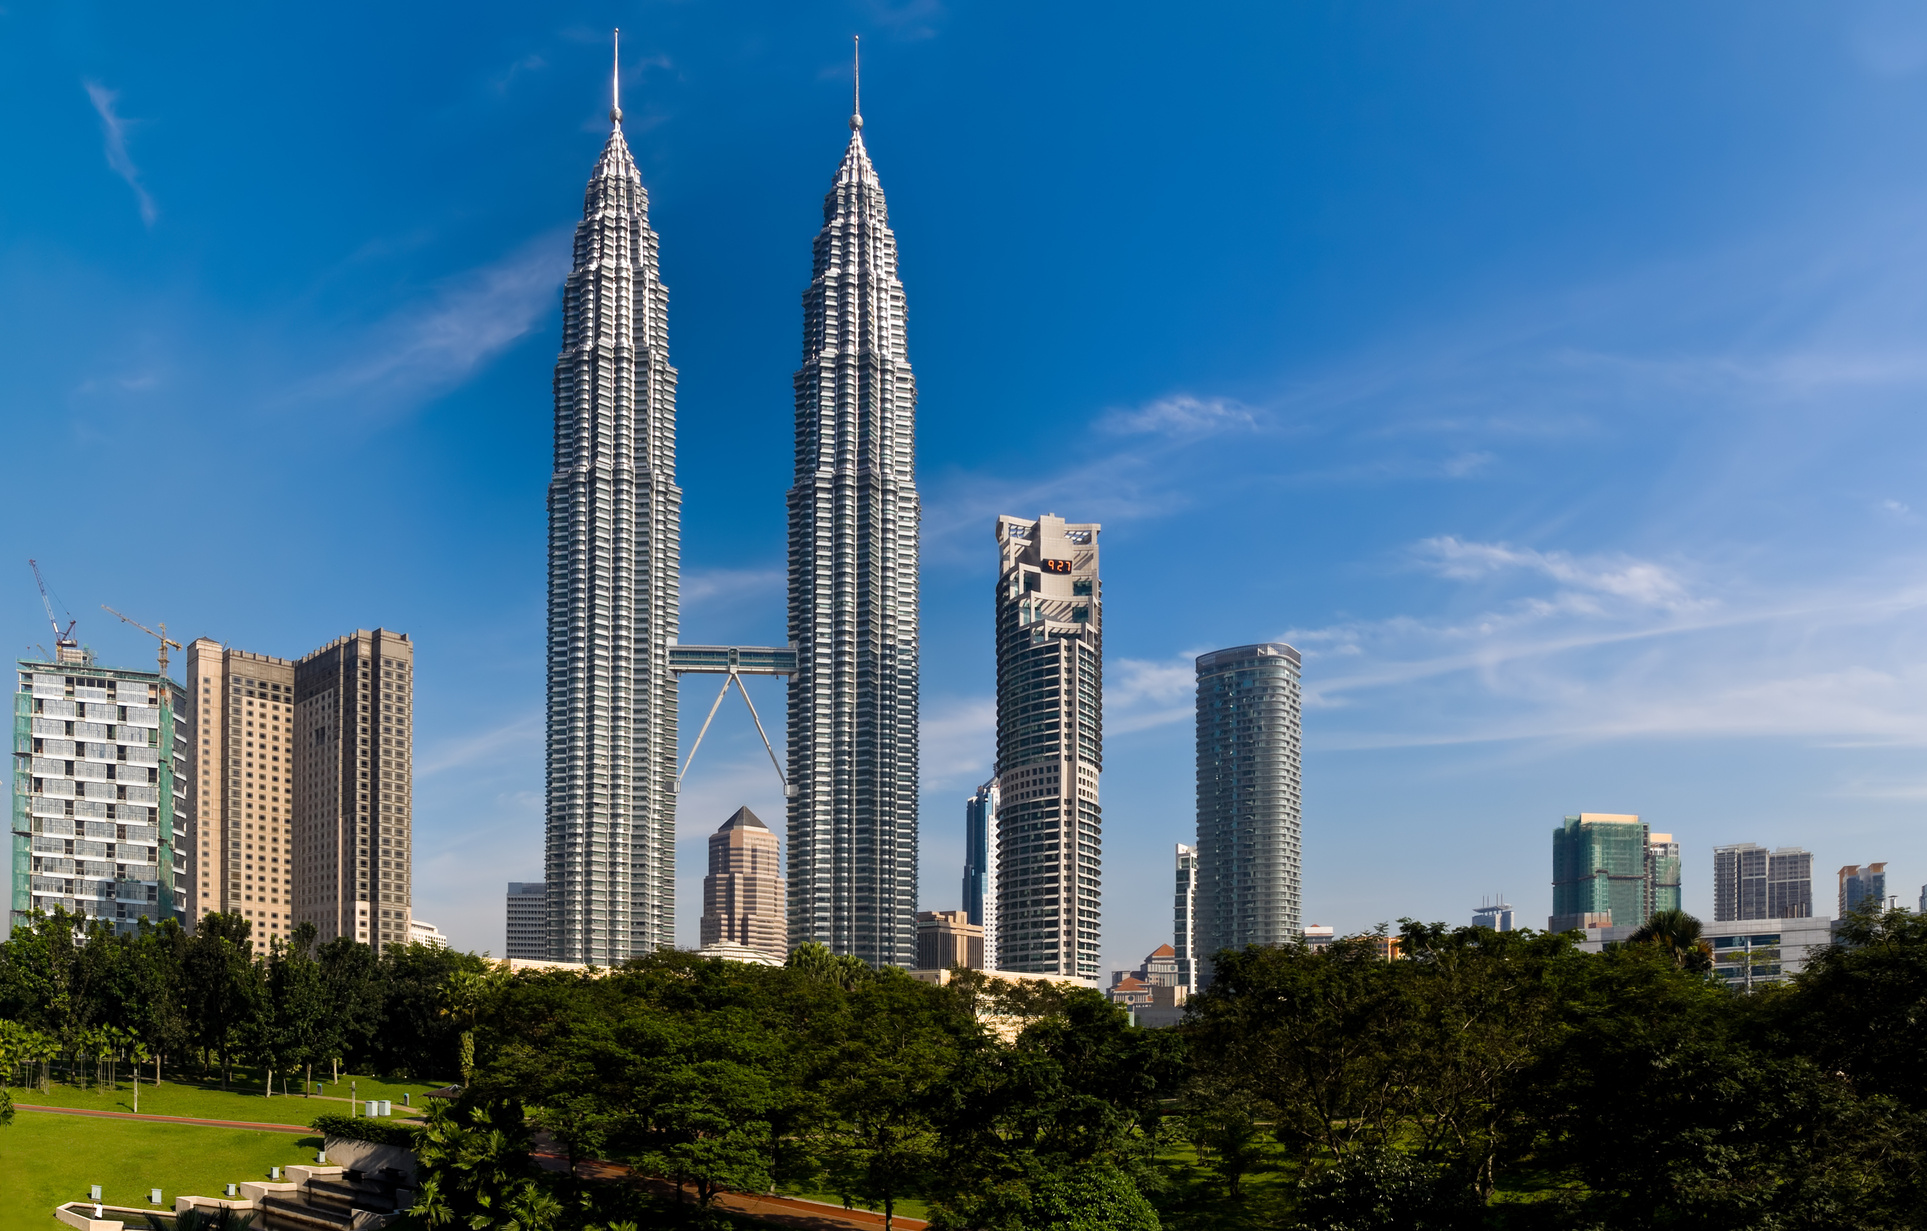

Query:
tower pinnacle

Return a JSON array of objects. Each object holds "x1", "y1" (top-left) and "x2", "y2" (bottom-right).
[
  {"x1": 611, "y1": 28, "x2": 623, "y2": 126},
  {"x1": 851, "y1": 34, "x2": 862, "y2": 132}
]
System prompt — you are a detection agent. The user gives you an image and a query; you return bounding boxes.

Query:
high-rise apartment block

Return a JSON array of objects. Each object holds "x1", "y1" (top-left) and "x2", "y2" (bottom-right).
[
  {"x1": 293, "y1": 630, "x2": 413, "y2": 949},
  {"x1": 1194, "y1": 643, "x2": 1303, "y2": 985},
  {"x1": 505, "y1": 881, "x2": 546, "y2": 960},
  {"x1": 11, "y1": 660, "x2": 187, "y2": 935},
  {"x1": 915, "y1": 909, "x2": 984, "y2": 971},
  {"x1": 1173, "y1": 843, "x2": 1199, "y2": 992},
  {"x1": 1839, "y1": 863, "x2": 1887, "y2": 917},
  {"x1": 787, "y1": 100, "x2": 922, "y2": 968},
  {"x1": 546, "y1": 87, "x2": 683, "y2": 964},
  {"x1": 699, "y1": 807, "x2": 785, "y2": 962},
  {"x1": 993, "y1": 514, "x2": 1103, "y2": 982},
  {"x1": 1712, "y1": 844, "x2": 1813, "y2": 922},
  {"x1": 185, "y1": 642, "x2": 295, "y2": 951},
  {"x1": 962, "y1": 778, "x2": 999, "y2": 968},
  {"x1": 1550, "y1": 813, "x2": 1664, "y2": 932}
]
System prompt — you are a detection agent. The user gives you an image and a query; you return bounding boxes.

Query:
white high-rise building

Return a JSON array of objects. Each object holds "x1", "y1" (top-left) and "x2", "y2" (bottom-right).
[
  {"x1": 1173, "y1": 843, "x2": 1198, "y2": 992},
  {"x1": 1195, "y1": 643, "x2": 1303, "y2": 986},
  {"x1": 993, "y1": 514, "x2": 1103, "y2": 982},
  {"x1": 786, "y1": 89, "x2": 921, "y2": 967},
  {"x1": 12, "y1": 660, "x2": 187, "y2": 936},
  {"x1": 545, "y1": 63, "x2": 682, "y2": 962}
]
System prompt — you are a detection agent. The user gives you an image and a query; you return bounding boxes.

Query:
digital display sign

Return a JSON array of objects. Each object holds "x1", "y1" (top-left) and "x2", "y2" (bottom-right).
[{"x1": 1038, "y1": 558, "x2": 1073, "y2": 574}]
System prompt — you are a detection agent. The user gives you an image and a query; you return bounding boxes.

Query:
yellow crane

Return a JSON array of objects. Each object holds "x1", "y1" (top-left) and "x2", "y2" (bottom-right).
[{"x1": 102, "y1": 605, "x2": 182, "y2": 680}]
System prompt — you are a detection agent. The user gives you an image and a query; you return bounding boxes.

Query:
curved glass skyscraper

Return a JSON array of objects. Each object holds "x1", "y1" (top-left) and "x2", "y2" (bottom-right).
[{"x1": 1194, "y1": 642, "x2": 1302, "y2": 983}]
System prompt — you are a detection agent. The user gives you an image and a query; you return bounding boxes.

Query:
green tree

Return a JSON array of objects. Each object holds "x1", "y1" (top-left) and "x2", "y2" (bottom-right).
[
  {"x1": 1629, "y1": 908, "x2": 1714, "y2": 973},
  {"x1": 407, "y1": 1098, "x2": 557, "y2": 1230},
  {"x1": 183, "y1": 912, "x2": 261, "y2": 1087}
]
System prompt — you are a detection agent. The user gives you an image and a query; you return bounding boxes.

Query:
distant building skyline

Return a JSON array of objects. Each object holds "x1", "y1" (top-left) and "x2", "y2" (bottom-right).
[{"x1": 1194, "y1": 642, "x2": 1303, "y2": 985}]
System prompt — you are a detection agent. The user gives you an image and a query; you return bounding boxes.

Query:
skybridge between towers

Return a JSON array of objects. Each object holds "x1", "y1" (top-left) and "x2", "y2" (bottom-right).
[{"x1": 669, "y1": 643, "x2": 798, "y2": 798}]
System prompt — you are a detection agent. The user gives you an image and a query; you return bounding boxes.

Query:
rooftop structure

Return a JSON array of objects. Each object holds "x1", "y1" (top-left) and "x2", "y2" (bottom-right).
[
  {"x1": 786, "y1": 87, "x2": 922, "y2": 969},
  {"x1": 993, "y1": 514, "x2": 1103, "y2": 981},
  {"x1": 1194, "y1": 642, "x2": 1303, "y2": 985},
  {"x1": 546, "y1": 61, "x2": 682, "y2": 964},
  {"x1": 1471, "y1": 898, "x2": 1515, "y2": 932}
]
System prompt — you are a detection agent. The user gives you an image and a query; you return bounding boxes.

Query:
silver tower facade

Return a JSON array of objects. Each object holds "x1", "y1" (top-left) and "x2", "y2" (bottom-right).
[
  {"x1": 786, "y1": 98, "x2": 921, "y2": 967},
  {"x1": 545, "y1": 79, "x2": 681, "y2": 962},
  {"x1": 1195, "y1": 643, "x2": 1302, "y2": 984}
]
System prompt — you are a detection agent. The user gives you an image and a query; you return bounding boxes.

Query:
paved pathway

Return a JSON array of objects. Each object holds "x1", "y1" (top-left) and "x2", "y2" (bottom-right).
[
  {"x1": 14, "y1": 1103, "x2": 314, "y2": 1134},
  {"x1": 560, "y1": 1159, "x2": 928, "y2": 1230}
]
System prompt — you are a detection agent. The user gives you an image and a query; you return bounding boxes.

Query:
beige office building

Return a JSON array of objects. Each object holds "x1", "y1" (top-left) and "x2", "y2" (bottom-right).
[
  {"x1": 185, "y1": 641, "x2": 297, "y2": 953},
  {"x1": 698, "y1": 807, "x2": 785, "y2": 962},
  {"x1": 294, "y1": 629, "x2": 413, "y2": 949}
]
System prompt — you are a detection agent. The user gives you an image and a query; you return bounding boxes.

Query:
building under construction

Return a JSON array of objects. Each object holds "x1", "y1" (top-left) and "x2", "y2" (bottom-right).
[
  {"x1": 11, "y1": 659, "x2": 189, "y2": 935},
  {"x1": 1550, "y1": 812, "x2": 1680, "y2": 933}
]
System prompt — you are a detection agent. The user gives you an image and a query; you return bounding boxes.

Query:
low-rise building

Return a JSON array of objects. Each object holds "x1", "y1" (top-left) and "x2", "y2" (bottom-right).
[
  {"x1": 1302, "y1": 923, "x2": 1335, "y2": 949},
  {"x1": 916, "y1": 909, "x2": 984, "y2": 971},
  {"x1": 1706, "y1": 916, "x2": 1834, "y2": 990}
]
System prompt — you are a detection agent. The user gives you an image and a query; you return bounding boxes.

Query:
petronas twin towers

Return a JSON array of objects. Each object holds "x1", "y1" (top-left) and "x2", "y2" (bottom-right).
[{"x1": 545, "y1": 54, "x2": 919, "y2": 965}]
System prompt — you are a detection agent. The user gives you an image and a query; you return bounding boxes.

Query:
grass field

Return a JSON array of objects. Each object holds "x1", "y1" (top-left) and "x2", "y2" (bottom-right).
[
  {"x1": 0, "y1": 1109, "x2": 324, "y2": 1231},
  {"x1": 12, "y1": 1070, "x2": 446, "y2": 1124}
]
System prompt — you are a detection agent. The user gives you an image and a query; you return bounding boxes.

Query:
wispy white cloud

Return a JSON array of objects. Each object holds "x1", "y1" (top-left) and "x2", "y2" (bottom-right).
[
  {"x1": 418, "y1": 712, "x2": 540, "y2": 775},
  {"x1": 921, "y1": 696, "x2": 996, "y2": 790},
  {"x1": 684, "y1": 567, "x2": 784, "y2": 609},
  {"x1": 314, "y1": 229, "x2": 569, "y2": 408},
  {"x1": 83, "y1": 81, "x2": 156, "y2": 226},
  {"x1": 1102, "y1": 394, "x2": 1258, "y2": 438},
  {"x1": 1411, "y1": 536, "x2": 1700, "y2": 611}
]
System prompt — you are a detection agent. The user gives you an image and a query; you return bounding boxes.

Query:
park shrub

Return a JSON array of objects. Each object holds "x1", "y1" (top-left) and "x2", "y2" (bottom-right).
[{"x1": 311, "y1": 1112, "x2": 420, "y2": 1148}]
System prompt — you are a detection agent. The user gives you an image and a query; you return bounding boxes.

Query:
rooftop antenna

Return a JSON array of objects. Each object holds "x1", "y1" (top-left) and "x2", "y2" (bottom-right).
[
  {"x1": 851, "y1": 34, "x2": 862, "y2": 132},
  {"x1": 611, "y1": 28, "x2": 622, "y2": 126}
]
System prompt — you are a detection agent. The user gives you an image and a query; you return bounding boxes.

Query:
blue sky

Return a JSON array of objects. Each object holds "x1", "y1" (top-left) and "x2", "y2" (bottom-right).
[{"x1": 8, "y1": 2, "x2": 1927, "y2": 968}]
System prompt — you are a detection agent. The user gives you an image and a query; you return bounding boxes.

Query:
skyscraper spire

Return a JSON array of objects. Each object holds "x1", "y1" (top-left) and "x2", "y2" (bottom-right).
[
  {"x1": 851, "y1": 35, "x2": 862, "y2": 132},
  {"x1": 787, "y1": 77, "x2": 921, "y2": 968},
  {"x1": 611, "y1": 28, "x2": 623, "y2": 125},
  {"x1": 546, "y1": 63, "x2": 682, "y2": 963}
]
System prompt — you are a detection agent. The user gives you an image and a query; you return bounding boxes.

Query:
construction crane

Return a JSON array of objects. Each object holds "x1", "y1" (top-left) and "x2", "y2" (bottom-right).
[
  {"x1": 103, "y1": 605, "x2": 182, "y2": 680},
  {"x1": 28, "y1": 559, "x2": 81, "y2": 664}
]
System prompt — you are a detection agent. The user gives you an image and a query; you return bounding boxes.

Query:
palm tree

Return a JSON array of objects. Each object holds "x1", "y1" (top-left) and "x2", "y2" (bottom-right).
[{"x1": 1630, "y1": 908, "x2": 1713, "y2": 973}]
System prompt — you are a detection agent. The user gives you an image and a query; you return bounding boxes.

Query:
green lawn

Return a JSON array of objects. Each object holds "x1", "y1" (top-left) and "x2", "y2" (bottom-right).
[
  {"x1": 13, "y1": 1070, "x2": 445, "y2": 1124},
  {"x1": 0, "y1": 1109, "x2": 323, "y2": 1231}
]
